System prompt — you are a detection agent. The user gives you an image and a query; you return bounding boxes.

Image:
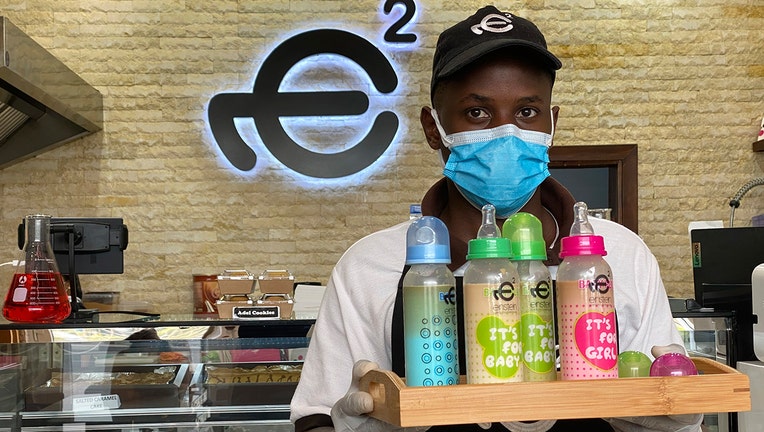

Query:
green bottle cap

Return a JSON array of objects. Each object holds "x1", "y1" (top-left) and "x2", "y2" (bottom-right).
[
  {"x1": 466, "y1": 237, "x2": 512, "y2": 260},
  {"x1": 503, "y1": 212, "x2": 547, "y2": 261}
]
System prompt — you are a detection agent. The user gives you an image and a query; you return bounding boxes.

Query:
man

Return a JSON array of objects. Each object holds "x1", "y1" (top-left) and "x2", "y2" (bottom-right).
[{"x1": 291, "y1": 6, "x2": 701, "y2": 432}]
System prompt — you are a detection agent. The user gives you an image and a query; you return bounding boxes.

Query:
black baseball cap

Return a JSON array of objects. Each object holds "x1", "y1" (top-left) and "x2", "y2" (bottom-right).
[{"x1": 431, "y1": 6, "x2": 562, "y2": 92}]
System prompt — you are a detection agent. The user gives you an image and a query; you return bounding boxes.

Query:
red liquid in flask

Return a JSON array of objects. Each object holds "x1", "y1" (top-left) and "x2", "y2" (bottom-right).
[{"x1": 3, "y1": 272, "x2": 71, "y2": 323}]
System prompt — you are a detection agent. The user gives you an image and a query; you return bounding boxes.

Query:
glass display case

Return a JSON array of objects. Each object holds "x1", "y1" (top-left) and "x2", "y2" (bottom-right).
[
  {"x1": 0, "y1": 315, "x2": 315, "y2": 431},
  {"x1": 673, "y1": 311, "x2": 738, "y2": 432},
  {"x1": 0, "y1": 311, "x2": 740, "y2": 432}
]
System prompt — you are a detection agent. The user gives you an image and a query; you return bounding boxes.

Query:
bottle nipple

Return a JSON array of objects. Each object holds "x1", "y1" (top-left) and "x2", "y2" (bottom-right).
[
  {"x1": 570, "y1": 201, "x2": 595, "y2": 236},
  {"x1": 467, "y1": 204, "x2": 512, "y2": 260},
  {"x1": 477, "y1": 204, "x2": 501, "y2": 238},
  {"x1": 559, "y1": 201, "x2": 607, "y2": 258}
]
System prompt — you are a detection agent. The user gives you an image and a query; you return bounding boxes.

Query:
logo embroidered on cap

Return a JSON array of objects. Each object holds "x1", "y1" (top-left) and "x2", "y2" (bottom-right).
[{"x1": 471, "y1": 13, "x2": 514, "y2": 35}]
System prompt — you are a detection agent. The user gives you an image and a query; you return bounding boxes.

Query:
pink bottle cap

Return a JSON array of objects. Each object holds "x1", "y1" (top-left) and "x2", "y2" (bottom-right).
[
  {"x1": 559, "y1": 234, "x2": 607, "y2": 258},
  {"x1": 649, "y1": 353, "x2": 698, "y2": 377}
]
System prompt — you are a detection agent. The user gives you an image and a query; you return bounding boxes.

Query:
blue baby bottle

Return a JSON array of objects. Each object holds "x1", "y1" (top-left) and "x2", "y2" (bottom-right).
[{"x1": 402, "y1": 216, "x2": 459, "y2": 386}]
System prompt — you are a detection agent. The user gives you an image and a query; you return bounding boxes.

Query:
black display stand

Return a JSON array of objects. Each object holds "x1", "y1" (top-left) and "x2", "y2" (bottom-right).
[
  {"x1": 50, "y1": 224, "x2": 95, "y2": 323},
  {"x1": 51, "y1": 224, "x2": 158, "y2": 324}
]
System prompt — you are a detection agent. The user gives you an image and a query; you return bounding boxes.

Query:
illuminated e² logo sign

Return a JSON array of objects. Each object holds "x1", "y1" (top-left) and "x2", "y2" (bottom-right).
[{"x1": 208, "y1": 0, "x2": 418, "y2": 179}]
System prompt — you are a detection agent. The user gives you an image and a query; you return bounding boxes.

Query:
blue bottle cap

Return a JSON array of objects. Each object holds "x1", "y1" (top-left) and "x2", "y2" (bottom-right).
[{"x1": 405, "y1": 216, "x2": 451, "y2": 265}]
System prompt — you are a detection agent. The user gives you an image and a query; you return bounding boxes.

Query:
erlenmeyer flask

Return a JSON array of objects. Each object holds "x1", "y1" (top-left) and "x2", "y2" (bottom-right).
[{"x1": 3, "y1": 214, "x2": 71, "y2": 323}]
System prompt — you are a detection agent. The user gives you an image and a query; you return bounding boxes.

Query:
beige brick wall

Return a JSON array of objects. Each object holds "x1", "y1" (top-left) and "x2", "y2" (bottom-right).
[{"x1": 0, "y1": 1, "x2": 761, "y2": 314}]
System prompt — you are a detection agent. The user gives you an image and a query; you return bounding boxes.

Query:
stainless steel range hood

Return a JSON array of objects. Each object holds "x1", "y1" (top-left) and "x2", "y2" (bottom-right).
[{"x1": 0, "y1": 17, "x2": 102, "y2": 168}]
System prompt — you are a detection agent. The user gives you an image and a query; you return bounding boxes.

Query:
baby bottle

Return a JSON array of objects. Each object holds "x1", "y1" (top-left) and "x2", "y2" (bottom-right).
[
  {"x1": 556, "y1": 202, "x2": 618, "y2": 379},
  {"x1": 462, "y1": 204, "x2": 523, "y2": 383},
  {"x1": 504, "y1": 212, "x2": 556, "y2": 382},
  {"x1": 402, "y1": 216, "x2": 459, "y2": 386}
]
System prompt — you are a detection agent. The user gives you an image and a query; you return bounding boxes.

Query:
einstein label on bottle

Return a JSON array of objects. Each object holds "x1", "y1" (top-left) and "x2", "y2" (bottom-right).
[
  {"x1": 402, "y1": 284, "x2": 459, "y2": 386},
  {"x1": 519, "y1": 278, "x2": 556, "y2": 381},
  {"x1": 557, "y1": 275, "x2": 618, "y2": 379},
  {"x1": 463, "y1": 280, "x2": 523, "y2": 384}
]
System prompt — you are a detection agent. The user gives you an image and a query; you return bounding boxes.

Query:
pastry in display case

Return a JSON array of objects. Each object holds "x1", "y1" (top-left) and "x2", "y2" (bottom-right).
[
  {"x1": 24, "y1": 364, "x2": 188, "y2": 411},
  {"x1": 202, "y1": 362, "x2": 302, "y2": 406}
]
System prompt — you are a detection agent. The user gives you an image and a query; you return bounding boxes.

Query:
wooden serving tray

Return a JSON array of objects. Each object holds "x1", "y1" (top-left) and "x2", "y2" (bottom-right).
[{"x1": 359, "y1": 357, "x2": 750, "y2": 427}]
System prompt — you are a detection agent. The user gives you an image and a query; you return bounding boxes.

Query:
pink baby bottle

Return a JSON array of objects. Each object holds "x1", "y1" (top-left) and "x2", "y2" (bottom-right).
[{"x1": 556, "y1": 202, "x2": 618, "y2": 379}]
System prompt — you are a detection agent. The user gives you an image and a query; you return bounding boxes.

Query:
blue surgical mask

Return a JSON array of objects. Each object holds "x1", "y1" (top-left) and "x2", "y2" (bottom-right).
[{"x1": 432, "y1": 110, "x2": 553, "y2": 218}]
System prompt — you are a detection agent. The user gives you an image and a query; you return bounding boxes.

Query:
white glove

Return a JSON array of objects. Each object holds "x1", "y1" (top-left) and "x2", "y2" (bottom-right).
[
  {"x1": 479, "y1": 420, "x2": 557, "y2": 432},
  {"x1": 331, "y1": 360, "x2": 429, "y2": 432},
  {"x1": 650, "y1": 344, "x2": 687, "y2": 358}
]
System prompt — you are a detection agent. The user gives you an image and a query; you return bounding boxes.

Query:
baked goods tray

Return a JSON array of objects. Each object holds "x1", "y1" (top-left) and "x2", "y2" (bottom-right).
[
  {"x1": 359, "y1": 357, "x2": 750, "y2": 427},
  {"x1": 202, "y1": 362, "x2": 301, "y2": 406},
  {"x1": 25, "y1": 364, "x2": 188, "y2": 411}
]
